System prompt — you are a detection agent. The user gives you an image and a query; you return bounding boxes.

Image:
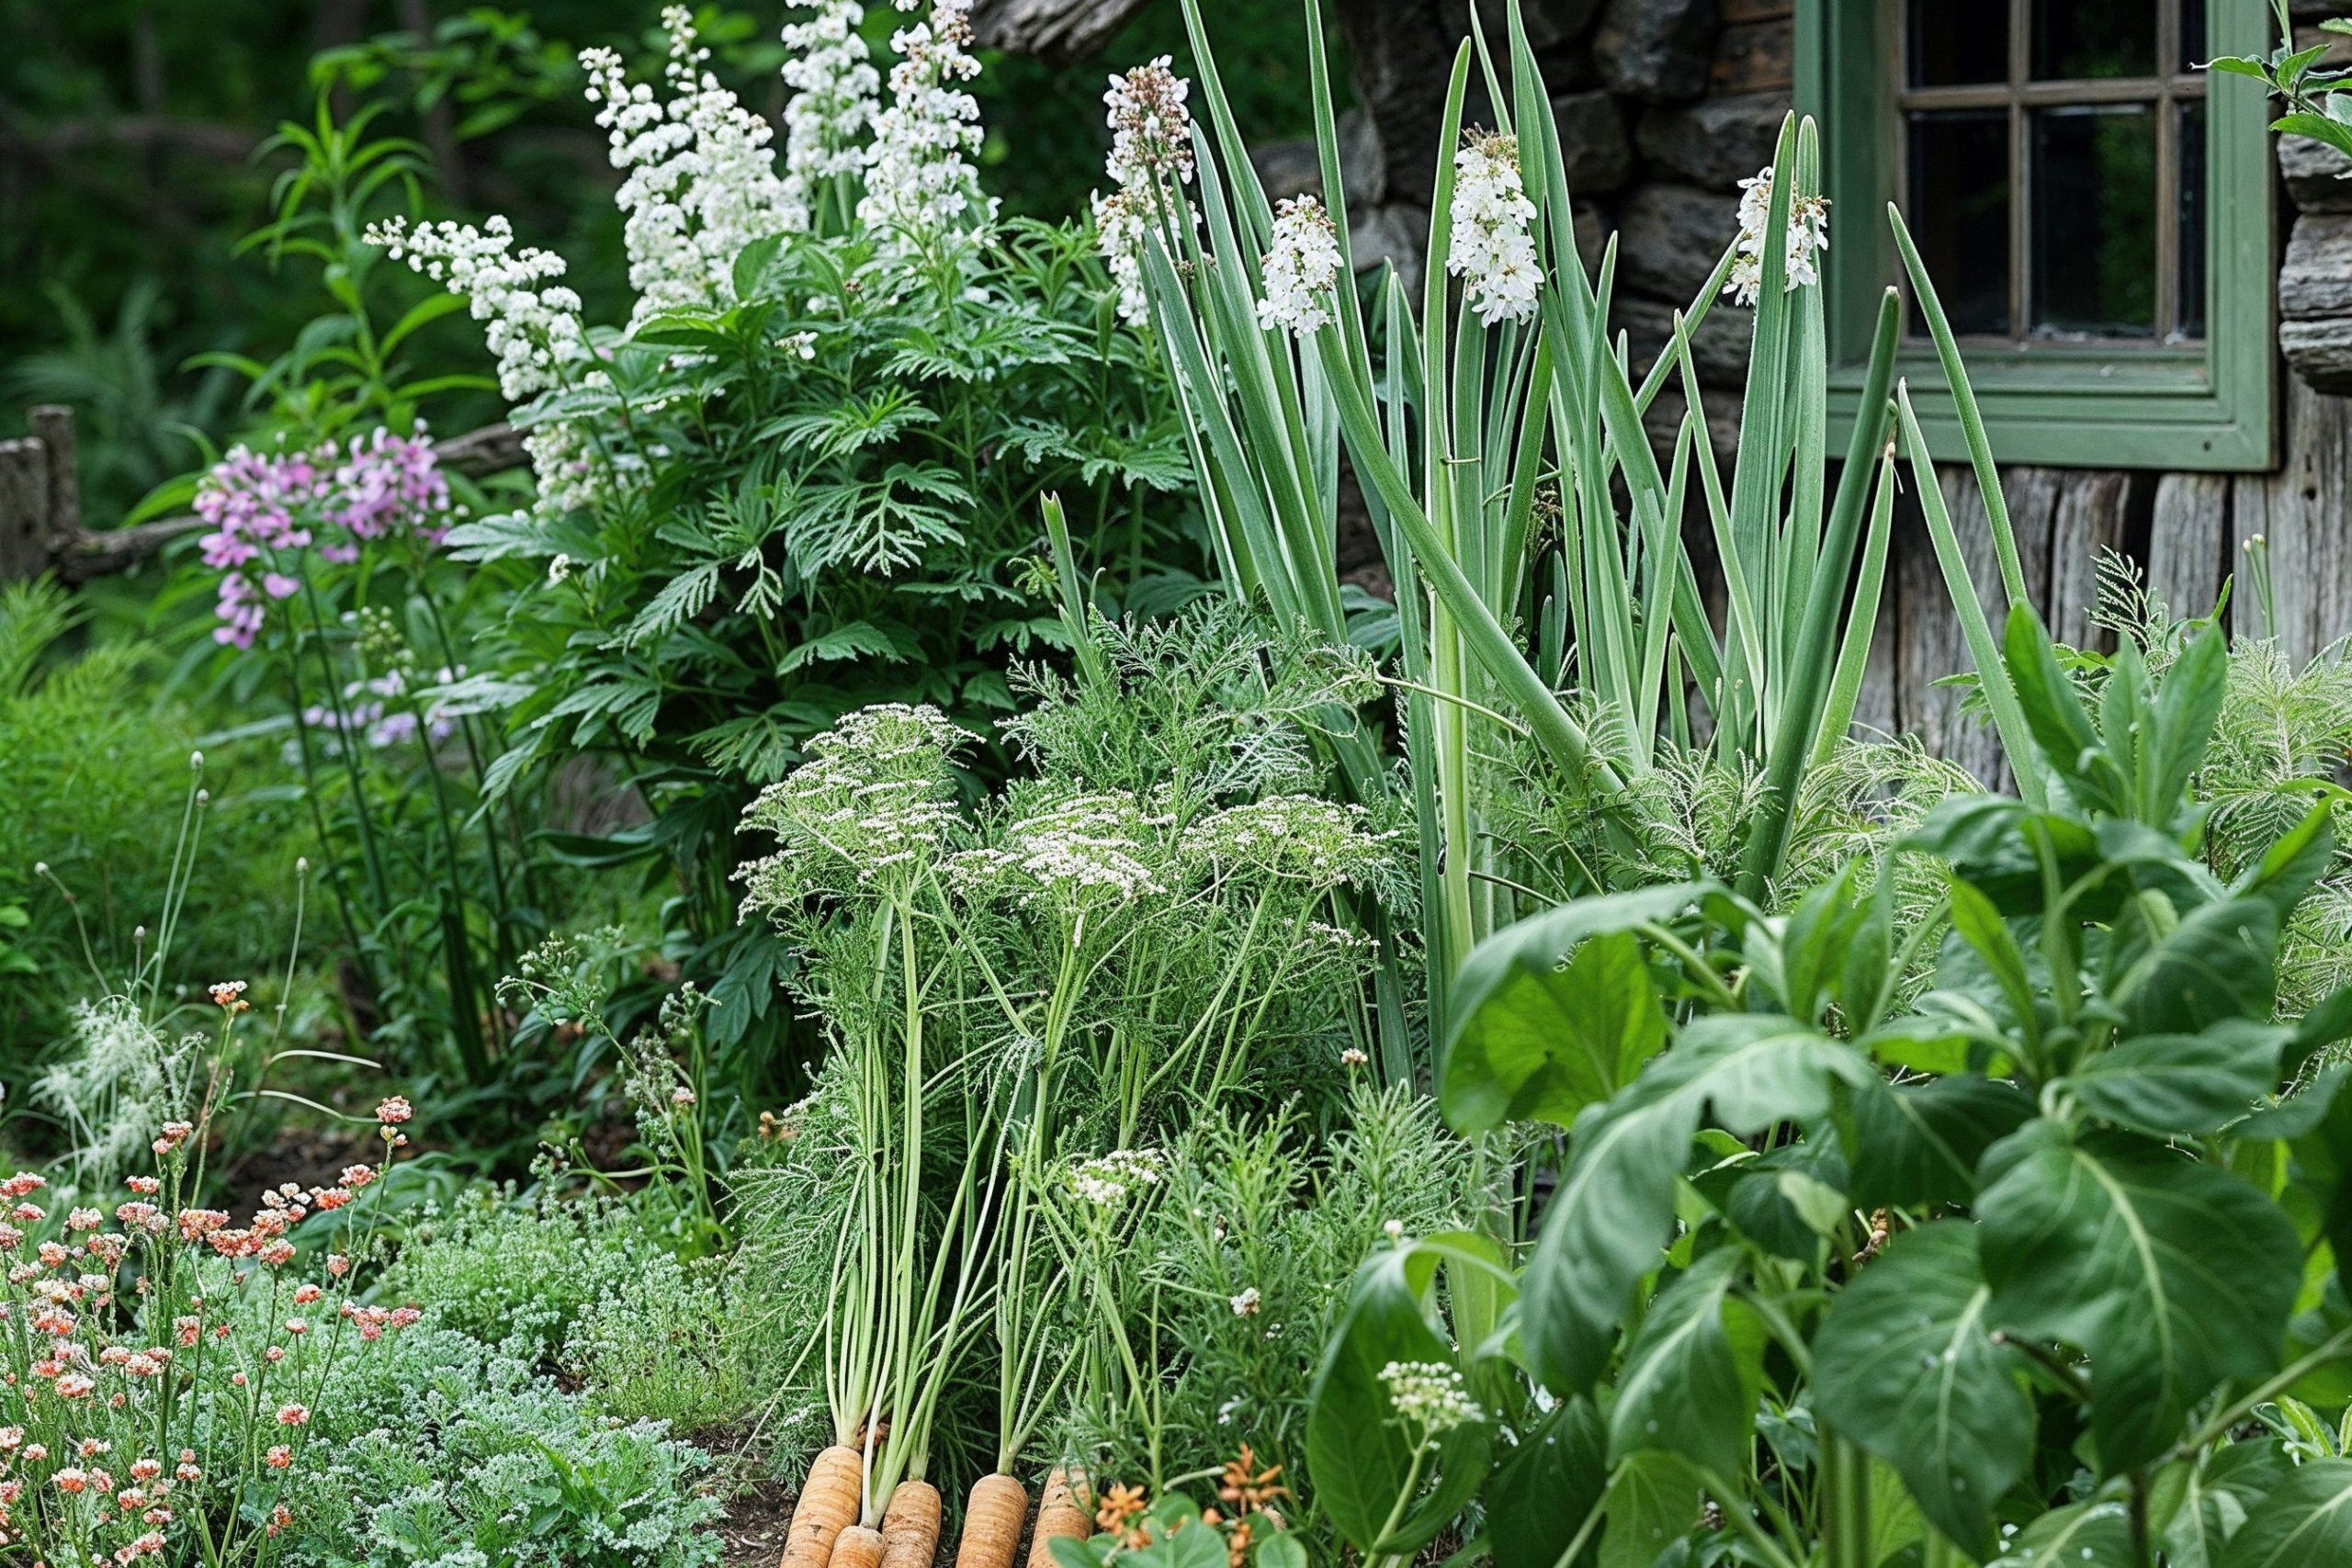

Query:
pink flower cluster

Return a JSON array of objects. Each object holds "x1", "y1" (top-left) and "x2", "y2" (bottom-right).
[{"x1": 193, "y1": 424, "x2": 453, "y2": 649}]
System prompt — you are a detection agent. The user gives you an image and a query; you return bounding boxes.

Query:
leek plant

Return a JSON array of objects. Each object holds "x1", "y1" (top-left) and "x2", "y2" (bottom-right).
[{"x1": 1128, "y1": 0, "x2": 2044, "y2": 1048}]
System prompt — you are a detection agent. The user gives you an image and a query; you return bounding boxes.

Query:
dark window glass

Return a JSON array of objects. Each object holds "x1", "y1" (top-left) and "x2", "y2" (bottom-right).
[
  {"x1": 2033, "y1": 0, "x2": 2156, "y2": 79},
  {"x1": 2177, "y1": 100, "x2": 2207, "y2": 339},
  {"x1": 1908, "y1": 1, "x2": 2008, "y2": 87},
  {"x1": 1909, "y1": 110, "x2": 2012, "y2": 336},
  {"x1": 2182, "y1": 0, "x2": 2208, "y2": 66},
  {"x1": 2031, "y1": 105, "x2": 2157, "y2": 335}
]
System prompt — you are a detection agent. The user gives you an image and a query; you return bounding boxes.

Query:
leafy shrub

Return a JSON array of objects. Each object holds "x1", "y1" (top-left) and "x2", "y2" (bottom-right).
[
  {"x1": 563, "y1": 1248, "x2": 774, "y2": 1434},
  {"x1": 0, "y1": 581, "x2": 302, "y2": 1063},
  {"x1": 374, "y1": 1185, "x2": 664, "y2": 1361},
  {"x1": 283, "y1": 1321, "x2": 721, "y2": 1568}
]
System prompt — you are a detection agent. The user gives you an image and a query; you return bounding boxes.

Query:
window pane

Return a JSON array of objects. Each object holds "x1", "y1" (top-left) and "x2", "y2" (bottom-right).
[
  {"x1": 2177, "y1": 100, "x2": 2207, "y2": 339},
  {"x1": 2033, "y1": 0, "x2": 2156, "y2": 79},
  {"x1": 1908, "y1": 1, "x2": 2008, "y2": 87},
  {"x1": 1908, "y1": 110, "x2": 2011, "y2": 337},
  {"x1": 2182, "y1": 0, "x2": 2208, "y2": 67},
  {"x1": 2031, "y1": 105, "x2": 2156, "y2": 337}
]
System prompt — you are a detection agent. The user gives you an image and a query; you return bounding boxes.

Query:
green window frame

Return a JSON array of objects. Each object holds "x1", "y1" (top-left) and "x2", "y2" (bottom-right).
[{"x1": 1795, "y1": 0, "x2": 2277, "y2": 471}]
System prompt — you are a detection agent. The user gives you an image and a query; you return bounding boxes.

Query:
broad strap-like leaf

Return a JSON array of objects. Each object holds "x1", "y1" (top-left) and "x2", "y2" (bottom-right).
[
  {"x1": 1976, "y1": 1122, "x2": 2301, "y2": 1474},
  {"x1": 1813, "y1": 1223, "x2": 2032, "y2": 1559},
  {"x1": 2065, "y1": 1020, "x2": 2290, "y2": 1138},
  {"x1": 1606, "y1": 1249, "x2": 1764, "y2": 1486},
  {"x1": 1521, "y1": 1016, "x2": 1872, "y2": 1393},
  {"x1": 1441, "y1": 882, "x2": 1729, "y2": 1132},
  {"x1": 2219, "y1": 1459, "x2": 2352, "y2": 1568}
]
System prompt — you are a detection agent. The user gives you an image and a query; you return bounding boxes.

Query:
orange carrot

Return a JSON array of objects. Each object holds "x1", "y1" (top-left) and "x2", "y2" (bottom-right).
[
  {"x1": 954, "y1": 1473, "x2": 1029, "y2": 1568},
  {"x1": 783, "y1": 1445, "x2": 864, "y2": 1568},
  {"x1": 831, "y1": 1525, "x2": 886, "y2": 1568},
  {"x1": 1026, "y1": 1467, "x2": 1090, "y2": 1568},
  {"x1": 879, "y1": 1479, "x2": 942, "y2": 1568}
]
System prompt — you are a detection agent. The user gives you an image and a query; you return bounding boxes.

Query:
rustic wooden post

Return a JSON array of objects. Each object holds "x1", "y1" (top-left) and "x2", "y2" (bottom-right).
[
  {"x1": 0, "y1": 427, "x2": 51, "y2": 585},
  {"x1": 26, "y1": 406, "x2": 80, "y2": 544}
]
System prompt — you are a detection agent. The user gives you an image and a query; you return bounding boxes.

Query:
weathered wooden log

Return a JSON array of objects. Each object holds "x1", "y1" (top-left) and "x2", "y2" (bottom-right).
[{"x1": 968, "y1": 0, "x2": 1156, "y2": 62}]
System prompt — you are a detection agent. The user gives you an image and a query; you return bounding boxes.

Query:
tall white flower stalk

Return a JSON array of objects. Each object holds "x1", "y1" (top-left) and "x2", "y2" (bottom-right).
[
  {"x1": 1447, "y1": 130, "x2": 1540, "y2": 327},
  {"x1": 858, "y1": 0, "x2": 992, "y2": 250},
  {"x1": 582, "y1": 6, "x2": 792, "y2": 324},
  {"x1": 1093, "y1": 56, "x2": 1199, "y2": 324},
  {"x1": 1725, "y1": 164, "x2": 1831, "y2": 308},
  {"x1": 781, "y1": 0, "x2": 882, "y2": 232},
  {"x1": 1257, "y1": 195, "x2": 1342, "y2": 338}
]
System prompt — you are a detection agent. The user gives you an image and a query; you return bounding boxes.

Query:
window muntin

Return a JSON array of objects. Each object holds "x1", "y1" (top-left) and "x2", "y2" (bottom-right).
[{"x1": 1898, "y1": 0, "x2": 2207, "y2": 346}]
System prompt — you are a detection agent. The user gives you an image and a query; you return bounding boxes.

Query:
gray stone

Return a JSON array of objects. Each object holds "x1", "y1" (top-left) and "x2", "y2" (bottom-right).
[
  {"x1": 2281, "y1": 215, "x2": 2352, "y2": 391},
  {"x1": 1351, "y1": 204, "x2": 1430, "y2": 295},
  {"x1": 1611, "y1": 294, "x2": 1755, "y2": 387},
  {"x1": 2283, "y1": 213, "x2": 2352, "y2": 317},
  {"x1": 968, "y1": 0, "x2": 1155, "y2": 62},
  {"x1": 1595, "y1": 0, "x2": 1718, "y2": 100},
  {"x1": 2282, "y1": 134, "x2": 2352, "y2": 213},
  {"x1": 1249, "y1": 110, "x2": 1386, "y2": 210},
  {"x1": 1636, "y1": 92, "x2": 1787, "y2": 191},
  {"x1": 1478, "y1": 0, "x2": 1606, "y2": 49},
  {"x1": 1251, "y1": 139, "x2": 1325, "y2": 207},
  {"x1": 1552, "y1": 89, "x2": 1634, "y2": 193},
  {"x1": 1612, "y1": 182, "x2": 1738, "y2": 304}
]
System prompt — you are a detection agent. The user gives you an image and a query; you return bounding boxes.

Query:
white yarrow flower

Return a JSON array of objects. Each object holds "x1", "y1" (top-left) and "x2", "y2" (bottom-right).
[
  {"x1": 1069, "y1": 1148, "x2": 1168, "y2": 1210},
  {"x1": 1447, "y1": 130, "x2": 1541, "y2": 327},
  {"x1": 1380, "y1": 1360, "x2": 1483, "y2": 1435},
  {"x1": 1257, "y1": 196, "x2": 1342, "y2": 338},
  {"x1": 1724, "y1": 165, "x2": 1830, "y2": 309}
]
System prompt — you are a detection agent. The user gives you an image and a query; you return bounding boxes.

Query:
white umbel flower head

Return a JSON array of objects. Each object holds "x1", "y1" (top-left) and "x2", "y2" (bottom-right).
[
  {"x1": 781, "y1": 0, "x2": 882, "y2": 227},
  {"x1": 1257, "y1": 196, "x2": 1342, "y2": 338},
  {"x1": 1069, "y1": 1147, "x2": 1167, "y2": 1209},
  {"x1": 1447, "y1": 130, "x2": 1541, "y2": 327},
  {"x1": 858, "y1": 0, "x2": 994, "y2": 250},
  {"x1": 1724, "y1": 165, "x2": 1830, "y2": 309},
  {"x1": 1380, "y1": 1360, "x2": 1484, "y2": 1436}
]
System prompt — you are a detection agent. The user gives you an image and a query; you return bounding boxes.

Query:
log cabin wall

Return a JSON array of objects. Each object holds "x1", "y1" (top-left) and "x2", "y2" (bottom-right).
[{"x1": 1267, "y1": 0, "x2": 2352, "y2": 789}]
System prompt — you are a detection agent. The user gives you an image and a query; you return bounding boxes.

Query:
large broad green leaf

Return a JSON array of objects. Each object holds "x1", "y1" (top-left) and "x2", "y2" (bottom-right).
[
  {"x1": 1987, "y1": 1503, "x2": 2135, "y2": 1568},
  {"x1": 2109, "y1": 895, "x2": 2281, "y2": 1038},
  {"x1": 1976, "y1": 1122, "x2": 2301, "y2": 1474},
  {"x1": 2218, "y1": 1459, "x2": 2352, "y2": 1568},
  {"x1": 1487, "y1": 1399, "x2": 1608, "y2": 1568},
  {"x1": 1721, "y1": 1136, "x2": 1850, "y2": 1261},
  {"x1": 2067, "y1": 1020, "x2": 2291, "y2": 1138},
  {"x1": 1305, "y1": 1237, "x2": 1494, "y2": 1556},
  {"x1": 1606, "y1": 1250, "x2": 1765, "y2": 1485},
  {"x1": 1844, "y1": 1074, "x2": 2034, "y2": 1209},
  {"x1": 1521, "y1": 1016, "x2": 1873, "y2": 1394},
  {"x1": 1597, "y1": 1451, "x2": 1704, "y2": 1568},
  {"x1": 1813, "y1": 1223, "x2": 2031, "y2": 1559},
  {"x1": 1441, "y1": 883, "x2": 1719, "y2": 1133},
  {"x1": 2165, "y1": 1439, "x2": 2292, "y2": 1568}
]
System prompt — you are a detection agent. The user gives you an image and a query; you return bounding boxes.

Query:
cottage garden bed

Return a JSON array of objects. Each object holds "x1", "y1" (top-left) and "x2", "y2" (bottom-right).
[{"x1": 7, "y1": 2, "x2": 2352, "y2": 1566}]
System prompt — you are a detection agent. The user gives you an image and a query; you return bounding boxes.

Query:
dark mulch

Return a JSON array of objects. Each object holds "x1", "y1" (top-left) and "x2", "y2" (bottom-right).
[{"x1": 717, "y1": 1474, "x2": 795, "y2": 1567}]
